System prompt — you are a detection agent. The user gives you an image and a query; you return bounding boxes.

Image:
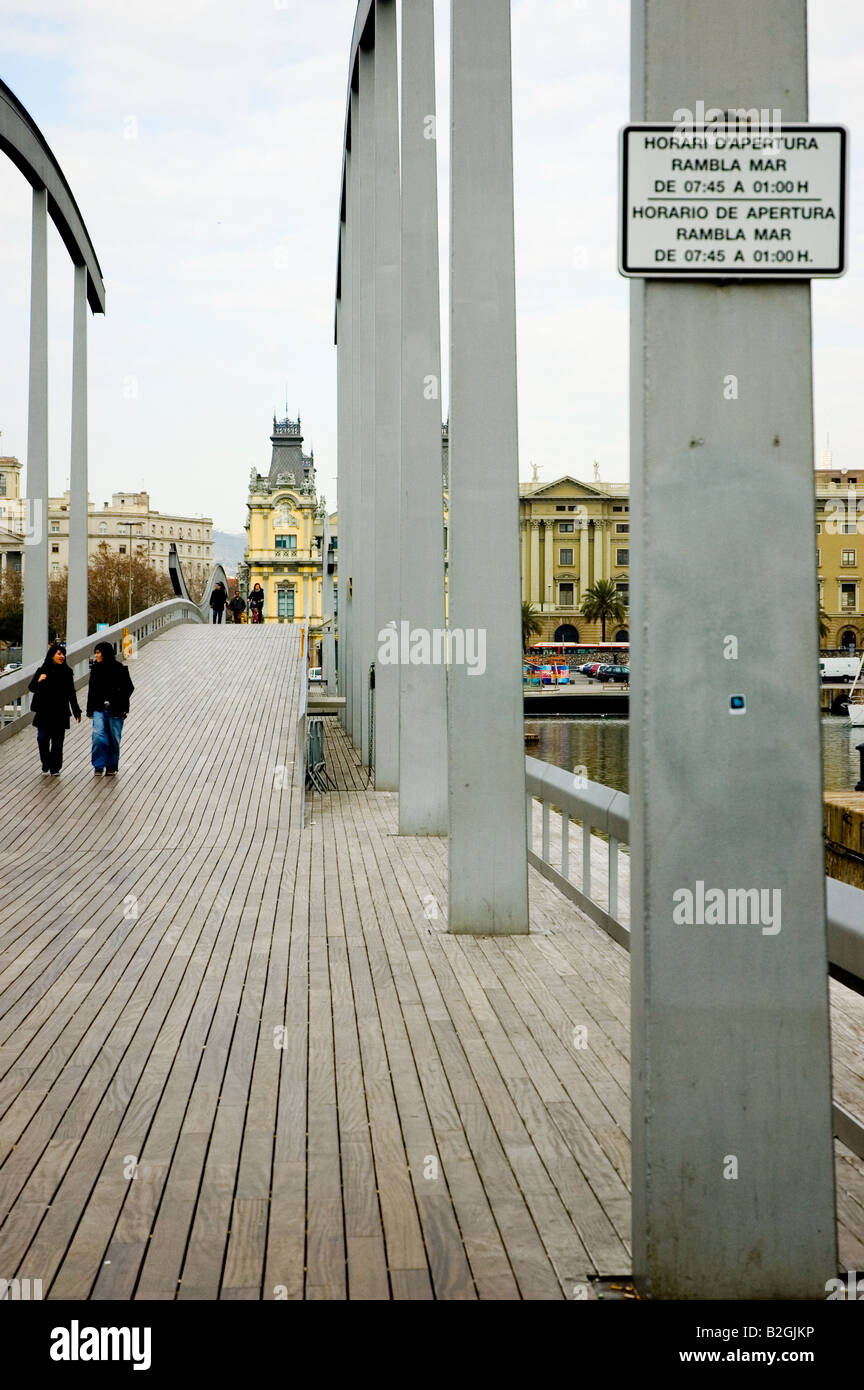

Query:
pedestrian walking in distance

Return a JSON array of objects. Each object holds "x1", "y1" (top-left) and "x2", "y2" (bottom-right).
[
  {"x1": 87, "y1": 641, "x2": 134, "y2": 778},
  {"x1": 248, "y1": 583, "x2": 265, "y2": 624},
  {"x1": 228, "y1": 590, "x2": 246, "y2": 624},
  {"x1": 28, "y1": 642, "x2": 81, "y2": 776},
  {"x1": 210, "y1": 581, "x2": 228, "y2": 624}
]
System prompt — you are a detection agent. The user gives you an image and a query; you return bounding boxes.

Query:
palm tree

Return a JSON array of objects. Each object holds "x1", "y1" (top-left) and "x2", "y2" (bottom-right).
[
  {"x1": 580, "y1": 579, "x2": 627, "y2": 643},
  {"x1": 818, "y1": 606, "x2": 830, "y2": 642},
  {"x1": 521, "y1": 601, "x2": 542, "y2": 652}
]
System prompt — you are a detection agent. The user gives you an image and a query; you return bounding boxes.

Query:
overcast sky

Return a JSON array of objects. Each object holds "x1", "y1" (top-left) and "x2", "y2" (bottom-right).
[{"x1": 0, "y1": 0, "x2": 860, "y2": 532}]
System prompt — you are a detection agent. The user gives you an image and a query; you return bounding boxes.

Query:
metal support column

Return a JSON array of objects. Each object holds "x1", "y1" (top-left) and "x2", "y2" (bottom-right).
[
  {"x1": 399, "y1": 0, "x2": 447, "y2": 833},
  {"x1": 372, "y1": 0, "x2": 401, "y2": 791},
  {"x1": 629, "y1": 0, "x2": 836, "y2": 1298},
  {"x1": 67, "y1": 262, "x2": 88, "y2": 659},
  {"x1": 447, "y1": 0, "x2": 528, "y2": 934},
  {"x1": 22, "y1": 186, "x2": 49, "y2": 665},
  {"x1": 355, "y1": 44, "x2": 376, "y2": 764}
]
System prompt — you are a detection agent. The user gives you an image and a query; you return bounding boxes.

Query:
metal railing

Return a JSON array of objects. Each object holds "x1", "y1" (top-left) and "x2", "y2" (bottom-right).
[
  {"x1": 295, "y1": 619, "x2": 311, "y2": 827},
  {"x1": 0, "y1": 594, "x2": 209, "y2": 742},
  {"x1": 526, "y1": 753, "x2": 864, "y2": 1158}
]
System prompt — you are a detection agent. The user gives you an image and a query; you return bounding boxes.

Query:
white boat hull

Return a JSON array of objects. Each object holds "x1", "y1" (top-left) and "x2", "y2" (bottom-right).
[{"x1": 848, "y1": 704, "x2": 864, "y2": 726}]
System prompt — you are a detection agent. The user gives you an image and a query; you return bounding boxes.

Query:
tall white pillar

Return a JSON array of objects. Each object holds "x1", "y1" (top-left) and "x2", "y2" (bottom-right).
[
  {"x1": 67, "y1": 262, "x2": 88, "y2": 656},
  {"x1": 630, "y1": 0, "x2": 836, "y2": 1297},
  {"x1": 399, "y1": 0, "x2": 448, "y2": 834},
  {"x1": 447, "y1": 0, "x2": 528, "y2": 935},
  {"x1": 372, "y1": 0, "x2": 401, "y2": 791},
  {"x1": 355, "y1": 51, "x2": 376, "y2": 764},
  {"x1": 336, "y1": 256, "x2": 350, "y2": 723},
  {"x1": 22, "y1": 187, "x2": 49, "y2": 666}
]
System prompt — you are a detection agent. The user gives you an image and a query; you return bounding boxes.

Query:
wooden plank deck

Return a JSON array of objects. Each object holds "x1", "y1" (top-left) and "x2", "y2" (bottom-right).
[{"x1": 0, "y1": 624, "x2": 862, "y2": 1299}]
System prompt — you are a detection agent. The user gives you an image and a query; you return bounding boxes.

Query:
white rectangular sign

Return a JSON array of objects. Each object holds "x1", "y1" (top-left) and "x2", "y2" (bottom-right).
[{"x1": 619, "y1": 123, "x2": 847, "y2": 278}]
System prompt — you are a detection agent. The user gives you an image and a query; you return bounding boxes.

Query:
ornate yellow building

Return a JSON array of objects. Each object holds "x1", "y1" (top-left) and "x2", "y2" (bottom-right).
[{"x1": 243, "y1": 415, "x2": 337, "y2": 657}]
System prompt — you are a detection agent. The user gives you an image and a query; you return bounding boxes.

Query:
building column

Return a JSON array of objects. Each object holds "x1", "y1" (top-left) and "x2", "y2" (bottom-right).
[
  {"x1": 22, "y1": 187, "x2": 49, "y2": 666},
  {"x1": 399, "y1": 0, "x2": 447, "y2": 834},
  {"x1": 579, "y1": 519, "x2": 590, "y2": 602},
  {"x1": 519, "y1": 522, "x2": 528, "y2": 601},
  {"x1": 447, "y1": 0, "x2": 528, "y2": 935},
  {"x1": 593, "y1": 517, "x2": 605, "y2": 585},
  {"x1": 630, "y1": 0, "x2": 835, "y2": 1298},
  {"x1": 529, "y1": 520, "x2": 541, "y2": 604},
  {"x1": 543, "y1": 521, "x2": 554, "y2": 611},
  {"x1": 67, "y1": 263, "x2": 88, "y2": 661}
]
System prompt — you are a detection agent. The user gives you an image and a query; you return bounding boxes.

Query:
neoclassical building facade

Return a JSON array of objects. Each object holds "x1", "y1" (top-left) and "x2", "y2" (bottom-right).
[{"x1": 518, "y1": 473, "x2": 631, "y2": 643}]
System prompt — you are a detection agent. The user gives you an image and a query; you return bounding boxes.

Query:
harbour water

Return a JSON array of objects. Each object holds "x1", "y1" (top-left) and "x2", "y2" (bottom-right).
[{"x1": 525, "y1": 716, "x2": 864, "y2": 795}]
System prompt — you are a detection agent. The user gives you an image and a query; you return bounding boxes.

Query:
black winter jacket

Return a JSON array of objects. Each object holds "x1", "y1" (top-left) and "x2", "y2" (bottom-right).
[
  {"x1": 28, "y1": 662, "x2": 81, "y2": 730},
  {"x1": 86, "y1": 660, "x2": 135, "y2": 718}
]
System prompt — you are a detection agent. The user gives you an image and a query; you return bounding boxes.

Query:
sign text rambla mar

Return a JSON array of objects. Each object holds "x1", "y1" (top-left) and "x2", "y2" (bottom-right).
[{"x1": 619, "y1": 124, "x2": 847, "y2": 278}]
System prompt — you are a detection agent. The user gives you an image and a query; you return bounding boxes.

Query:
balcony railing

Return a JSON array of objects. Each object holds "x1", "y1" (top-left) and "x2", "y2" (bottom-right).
[{"x1": 248, "y1": 549, "x2": 318, "y2": 563}]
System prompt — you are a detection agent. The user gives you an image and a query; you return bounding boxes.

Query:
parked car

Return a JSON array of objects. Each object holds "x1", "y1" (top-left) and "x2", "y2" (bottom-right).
[
  {"x1": 583, "y1": 662, "x2": 604, "y2": 678},
  {"x1": 1, "y1": 662, "x2": 22, "y2": 675},
  {"x1": 596, "y1": 664, "x2": 630, "y2": 683}
]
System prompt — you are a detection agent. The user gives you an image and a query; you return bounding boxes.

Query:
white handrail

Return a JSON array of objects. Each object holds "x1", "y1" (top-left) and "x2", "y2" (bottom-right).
[
  {"x1": 525, "y1": 753, "x2": 864, "y2": 1158},
  {"x1": 0, "y1": 596, "x2": 206, "y2": 741}
]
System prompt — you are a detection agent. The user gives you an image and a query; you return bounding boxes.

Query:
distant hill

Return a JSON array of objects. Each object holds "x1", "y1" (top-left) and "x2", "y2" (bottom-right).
[{"x1": 212, "y1": 530, "x2": 246, "y2": 577}]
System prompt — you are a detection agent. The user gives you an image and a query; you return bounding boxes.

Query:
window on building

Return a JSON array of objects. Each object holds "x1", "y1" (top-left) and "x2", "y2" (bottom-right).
[
  {"x1": 275, "y1": 535, "x2": 298, "y2": 551},
  {"x1": 841, "y1": 582, "x2": 857, "y2": 611},
  {"x1": 616, "y1": 581, "x2": 629, "y2": 601},
  {"x1": 842, "y1": 549, "x2": 856, "y2": 566},
  {"x1": 51, "y1": 563, "x2": 59, "y2": 574},
  {"x1": 559, "y1": 548, "x2": 574, "y2": 566},
  {"x1": 51, "y1": 544, "x2": 59, "y2": 554},
  {"x1": 556, "y1": 505, "x2": 566, "y2": 512},
  {"x1": 119, "y1": 545, "x2": 126, "y2": 554},
  {"x1": 0, "y1": 475, "x2": 6, "y2": 496},
  {"x1": 98, "y1": 521, "x2": 108, "y2": 534},
  {"x1": 616, "y1": 549, "x2": 629, "y2": 565},
  {"x1": 615, "y1": 523, "x2": 629, "y2": 534},
  {"x1": 558, "y1": 582, "x2": 574, "y2": 607},
  {"x1": 277, "y1": 587, "x2": 295, "y2": 618},
  {"x1": 817, "y1": 549, "x2": 822, "y2": 569},
  {"x1": 50, "y1": 522, "x2": 60, "y2": 533},
  {"x1": 559, "y1": 522, "x2": 574, "y2": 533},
  {"x1": 816, "y1": 523, "x2": 822, "y2": 534},
  {"x1": 844, "y1": 522, "x2": 858, "y2": 535},
  {"x1": 613, "y1": 505, "x2": 624, "y2": 512}
]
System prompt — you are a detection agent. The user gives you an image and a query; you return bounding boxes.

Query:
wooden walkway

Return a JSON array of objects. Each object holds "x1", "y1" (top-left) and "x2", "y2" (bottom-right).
[{"x1": 0, "y1": 622, "x2": 862, "y2": 1299}]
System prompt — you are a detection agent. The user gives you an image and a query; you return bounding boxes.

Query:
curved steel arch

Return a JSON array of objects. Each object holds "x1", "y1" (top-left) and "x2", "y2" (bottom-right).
[{"x1": 0, "y1": 76, "x2": 105, "y2": 313}]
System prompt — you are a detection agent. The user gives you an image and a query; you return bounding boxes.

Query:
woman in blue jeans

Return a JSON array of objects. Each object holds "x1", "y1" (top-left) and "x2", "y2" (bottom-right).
[{"x1": 86, "y1": 641, "x2": 135, "y2": 777}]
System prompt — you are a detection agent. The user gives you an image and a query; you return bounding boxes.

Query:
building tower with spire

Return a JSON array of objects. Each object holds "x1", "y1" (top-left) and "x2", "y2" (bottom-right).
[{"x1": 243, "y1": 410, "x2": 337, "y2": 659}]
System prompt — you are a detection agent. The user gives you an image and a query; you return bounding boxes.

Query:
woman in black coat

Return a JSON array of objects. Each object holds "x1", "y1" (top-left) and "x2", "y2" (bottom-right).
[
  {"x1": 86, "y1": 641, "x2": 135, "y2": 778},
  {"x1": 248, "y1": 583, "x2": 265, "y2": 623},
  {"x1": 28, "y1": 642, "x2": 82, "y2": 776}
]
